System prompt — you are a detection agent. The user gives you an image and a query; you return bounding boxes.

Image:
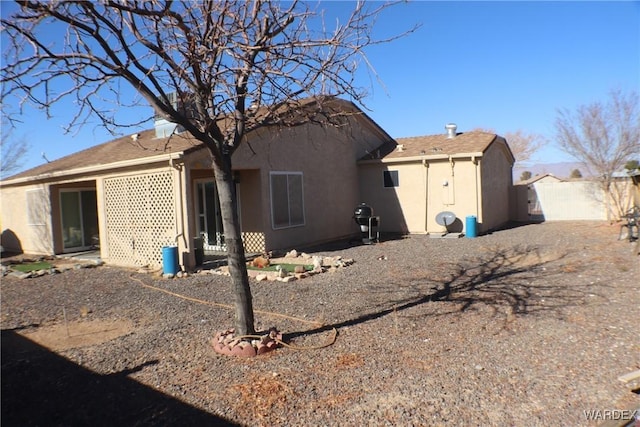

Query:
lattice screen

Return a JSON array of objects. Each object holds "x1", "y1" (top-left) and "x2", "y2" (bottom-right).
[
  {"x1": 104, "y1": 171, "x2": 176, "y2": 268},
  {"x1": 241, "y1": 232, "x2": 266, "y2": 253}
]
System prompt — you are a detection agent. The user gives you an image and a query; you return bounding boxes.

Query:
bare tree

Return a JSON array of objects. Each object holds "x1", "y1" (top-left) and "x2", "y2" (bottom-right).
[
  {"x1": 1, "y1": 0, "x2": 413, "y2": 336},
  {"x1": 0, "y1": 136, "x2": 30, "y2": 178},
  {"x1": 471, "y1": 128, "x2": 544, "y2": 164},
  {"x1": 503, "y1": 130, "x2": 545, "y2": 164},
  {"x1": 555, "y1": 89, "x2": 640, "y2": 218}
]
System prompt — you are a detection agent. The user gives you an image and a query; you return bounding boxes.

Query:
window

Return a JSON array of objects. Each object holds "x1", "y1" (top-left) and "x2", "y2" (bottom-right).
[
  {"x1": 270, "y1": 172, "x2": 305, "y2": 229},
  {"x1": 383, "y1": 170, "x2": 399, "y2": 188}
]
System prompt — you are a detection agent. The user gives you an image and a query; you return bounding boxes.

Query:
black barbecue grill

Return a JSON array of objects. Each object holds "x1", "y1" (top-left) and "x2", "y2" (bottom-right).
[{"x1": 353, "y1": 203, "x2": 380, "y2": 244}]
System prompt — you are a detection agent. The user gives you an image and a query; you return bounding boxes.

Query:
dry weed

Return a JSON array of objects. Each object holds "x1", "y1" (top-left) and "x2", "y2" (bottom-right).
[{"x1": 231, "y1": 373, "x2": 291, "y2": 424}]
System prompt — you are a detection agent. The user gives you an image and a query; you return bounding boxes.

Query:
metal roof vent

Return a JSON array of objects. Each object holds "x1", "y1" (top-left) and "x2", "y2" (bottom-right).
[{"x1": 445, "y1": 123, "x2": 457, "y2": 139}]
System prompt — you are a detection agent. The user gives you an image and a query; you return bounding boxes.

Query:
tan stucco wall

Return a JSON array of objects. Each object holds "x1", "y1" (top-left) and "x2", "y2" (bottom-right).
[
  {"x1": 1, "y1": 161, "x2": 185, "y2": 268},
  {"x1": 359, "y1": 157, "x2": 482, "y2": 234},
  {"x1": 232, "y1": 120, "x2": 388, "y2": 251},
  {"x1": 1, "y1": 115, "x2": 391, "y2": 263},
  {"x1": 358, "y1": 141, "x2": 513, "y2": 235},
  {"x1": 358, "y1": 163, "x2": 418, "y2": 233},
  {"x1": 1, "y1": 183, "x2": 54, "y2": 254},
  {"x1": 479, "y1": 142, "x2": 513, "y2": 231},
  {"x1": 425, "y1": 158, "x2": 480, "y2": 234}
]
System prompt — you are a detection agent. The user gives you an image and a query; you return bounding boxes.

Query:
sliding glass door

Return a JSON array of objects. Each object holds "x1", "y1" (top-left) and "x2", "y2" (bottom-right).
[{"x1": 60, "y1": 190, "x2": 98, "y2": 251}]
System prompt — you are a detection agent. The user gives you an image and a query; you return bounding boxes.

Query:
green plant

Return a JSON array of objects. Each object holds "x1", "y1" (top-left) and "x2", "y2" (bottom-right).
[{"x1": 11, "y1": 261, "x2": 52, "y2": 272}]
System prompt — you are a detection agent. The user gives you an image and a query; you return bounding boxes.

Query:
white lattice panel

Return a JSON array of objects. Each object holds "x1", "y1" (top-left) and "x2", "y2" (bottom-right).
[
  {"x1": 241, "y1": 232, "x2": 265, "y2": 253},
  {"x1": 104, "y1": 171, "x2": 176, "y2": 268}
]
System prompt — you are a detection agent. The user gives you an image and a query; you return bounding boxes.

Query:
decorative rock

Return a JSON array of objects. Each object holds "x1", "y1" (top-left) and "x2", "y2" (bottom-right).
[
  {"x1": 231, "y1": 341, "x2": 257, "y2": 357},
  {"x1": 285, "y1": 249, "x2": 298, "y2": 258},
  {"x1": 211, "y1": 328, "x2": 282, "y2": 358},
  {"x1": 255, "y1": 274, "x2": 268, "y2": 282},
  {"x1": 323, "y1": 257, "x2": 336, "y2": 266},
  {"x1": 312, "y1": 256, "x2": 323, "y2": 270},
  {"x1": 276, "y1": 265, "x2": 288, "y2": 278},
  {"x1": 9, "y1": 271, "x2": 32, "y2": 279},
  {"x1": 162, "y1": 273, "x2": 175, "y2": 279},
  {"x1": 294, "y1": 265, "x2": 306, "y2": 274},
  {"x1": 278, "y1": 276, "x2": 297, "y2": 283}
]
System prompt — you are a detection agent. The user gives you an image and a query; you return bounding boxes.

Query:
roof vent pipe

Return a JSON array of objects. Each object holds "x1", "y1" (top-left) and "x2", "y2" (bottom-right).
[{"x1": 445, "y1": 123, "x2": 457, "y2": 139}]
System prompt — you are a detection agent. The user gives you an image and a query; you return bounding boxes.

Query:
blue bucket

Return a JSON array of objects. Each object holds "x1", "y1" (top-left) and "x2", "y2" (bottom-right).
[
  {"x1": 162, "y1": 246, "x2": 179, "y2": 275},
  {"x1": 465, "y1": 215, "x2": 477, "y2": 238}
]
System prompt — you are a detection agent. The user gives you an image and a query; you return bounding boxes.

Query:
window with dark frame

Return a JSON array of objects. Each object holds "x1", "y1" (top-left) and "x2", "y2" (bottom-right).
[{"x1": 383, "y1": 170, "x2": 399, "y2": 188}]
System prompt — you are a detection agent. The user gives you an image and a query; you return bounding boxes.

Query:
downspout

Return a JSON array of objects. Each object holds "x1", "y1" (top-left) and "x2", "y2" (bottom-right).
[
  {"x1": 472, "y1": 155, "x2": 480, "y2": 225},
  {"x1": 170, "y1": 156, "x2": 187, "y2": 265},
  {"x1": 423, "y1": 157, "x2": 429, "y2": 233},
  {"x1": 448, "y1": 155, "x2": 455, "y2": 205}
]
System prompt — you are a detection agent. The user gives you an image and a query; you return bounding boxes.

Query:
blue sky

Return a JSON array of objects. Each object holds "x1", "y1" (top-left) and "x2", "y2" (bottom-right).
[{"x1": 2, "y1": 1, "x2": 639, "y2": 175}]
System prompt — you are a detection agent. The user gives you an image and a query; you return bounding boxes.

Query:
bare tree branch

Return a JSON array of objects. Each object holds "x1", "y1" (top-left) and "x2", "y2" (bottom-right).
[
  {"x1": 554, "y1": 89, "x2": 640, "y2": 218},
  {"x1": 1, "y1": 0, "x2": 417, "y2": 336}
]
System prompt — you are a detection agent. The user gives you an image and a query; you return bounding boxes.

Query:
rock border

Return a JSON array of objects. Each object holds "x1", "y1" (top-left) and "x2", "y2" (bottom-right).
[
  {"x1": 205, "y1": 250, "x2": 355, "y2": 282},
  {"x1": 210, "y1": 328, "x2": 283, "y2": 358}
]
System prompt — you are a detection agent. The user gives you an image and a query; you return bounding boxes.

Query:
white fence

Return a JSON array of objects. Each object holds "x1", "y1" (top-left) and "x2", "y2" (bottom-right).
[{"x1": 534, "y1": 181, "x2": 607, "y2": 221}]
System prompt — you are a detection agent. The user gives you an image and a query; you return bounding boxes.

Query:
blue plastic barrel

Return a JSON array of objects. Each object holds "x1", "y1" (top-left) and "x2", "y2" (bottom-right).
[
  {"x1": 162, "y1": 246, "x2": 179, "y2": 275},
  {"x1": 465, "y1": 215, "x2": 477, "y2": 238}
]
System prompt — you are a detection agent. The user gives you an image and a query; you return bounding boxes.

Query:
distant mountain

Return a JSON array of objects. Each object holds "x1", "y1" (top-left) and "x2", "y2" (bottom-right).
[{"x1": 513, "y1": 162, "x2": 588, "y2": 182}]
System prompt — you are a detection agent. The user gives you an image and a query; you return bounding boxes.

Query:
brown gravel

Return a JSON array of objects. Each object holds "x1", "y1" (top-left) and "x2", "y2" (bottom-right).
[{"x1": 2, "y1": 221, "x2": 639, "y2": 426}]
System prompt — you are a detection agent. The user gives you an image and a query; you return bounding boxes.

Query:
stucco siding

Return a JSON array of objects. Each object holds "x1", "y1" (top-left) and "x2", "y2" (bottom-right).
[
  {"x1": 240, "y1": 124, "x2": 365, "y2": 251},
  {"x1": 425, "y1": 159, "x2": 480, "y2": 234},
  {"x1": 358, "y1": 163, "x2": 417, "y2": 233},
  {"x1": 479, "y1": 142, "x2": 513, "y2": 231},
  {"x1": 1, "y1": 184, "x2": 54, "y2": 254}
]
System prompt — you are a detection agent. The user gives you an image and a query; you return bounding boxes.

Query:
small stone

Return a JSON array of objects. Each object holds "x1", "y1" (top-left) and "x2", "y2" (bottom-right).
[
  {"x1": 285, "y1": 249, "x2": 298, "y2": 258},
  {"x1": 255, "y1": 274, "x2": 268, "y2": 282},
  {"x1": 312, "y1": 256, "x2": 323, "y2": 270},
  {"x1": 294, "y1": 265, "x2": 305, "y2": 274},
  {"x1": 475, "y1": 365, "x2": 484, "y2": 371},
  {"x1": 162, "y1": 273, "x2": 175, "y2": 279},
  {"x1": 10, "y1": 271, "x2": 32, "y2": 279},
  {"x1": 276, "y1": 266, "x2": 288, "y2": 278}
]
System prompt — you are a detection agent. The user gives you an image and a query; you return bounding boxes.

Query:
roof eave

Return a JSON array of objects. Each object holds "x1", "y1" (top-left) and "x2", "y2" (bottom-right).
[
  {"x1": 358, "y1": 151, "x2": 485, "y2": 165},
  {"x1": 0, "y1": 151, "x2": 185, "y2": 187}
]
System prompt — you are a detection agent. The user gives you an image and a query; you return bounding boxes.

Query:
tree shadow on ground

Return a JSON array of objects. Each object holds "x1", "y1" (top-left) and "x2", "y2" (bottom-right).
[
  {"x1": 285, "y1": 244, "x2": 609, "y2": 341},
  {"x1": 1, "y1": 329, "x2": 238, "y2": 427}
]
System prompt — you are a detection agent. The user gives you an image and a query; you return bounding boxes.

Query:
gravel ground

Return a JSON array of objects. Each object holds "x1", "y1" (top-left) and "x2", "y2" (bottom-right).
[{"x1": 2, "y1": 221, "x2": 639, "y2": 426}]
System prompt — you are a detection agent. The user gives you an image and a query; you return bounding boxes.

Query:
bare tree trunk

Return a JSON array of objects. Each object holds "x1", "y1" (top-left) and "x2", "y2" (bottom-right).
[{"x1": 212, "y1": 155, "x2": 255, "y2": 336}]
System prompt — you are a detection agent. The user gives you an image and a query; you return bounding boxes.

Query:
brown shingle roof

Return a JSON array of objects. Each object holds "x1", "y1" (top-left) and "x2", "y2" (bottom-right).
[
  {"x1": 383, "y1": 131, "x2": 498, "y2": 159},
  {"x1": 4, "y1": 129, "x2": 204, "y2": 181},
  {"x1": 3, "y1": 97, "x2": 394, "y2": 183}
]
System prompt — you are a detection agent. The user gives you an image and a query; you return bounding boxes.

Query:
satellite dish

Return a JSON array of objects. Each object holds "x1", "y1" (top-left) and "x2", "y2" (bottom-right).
[{"x1": 435, "y1": 211, "x2": 457, "y2": 227}]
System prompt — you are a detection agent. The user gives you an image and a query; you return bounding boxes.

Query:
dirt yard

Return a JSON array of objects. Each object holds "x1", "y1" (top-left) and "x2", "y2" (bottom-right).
[{"x1": 2, "y1": 221, "x2": 639, "y2": 426}]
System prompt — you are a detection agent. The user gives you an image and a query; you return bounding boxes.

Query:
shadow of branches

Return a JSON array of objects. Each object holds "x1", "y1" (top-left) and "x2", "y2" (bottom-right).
[{"x1": 286, "y1": 244, "x2": 610, "y2": 341}]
